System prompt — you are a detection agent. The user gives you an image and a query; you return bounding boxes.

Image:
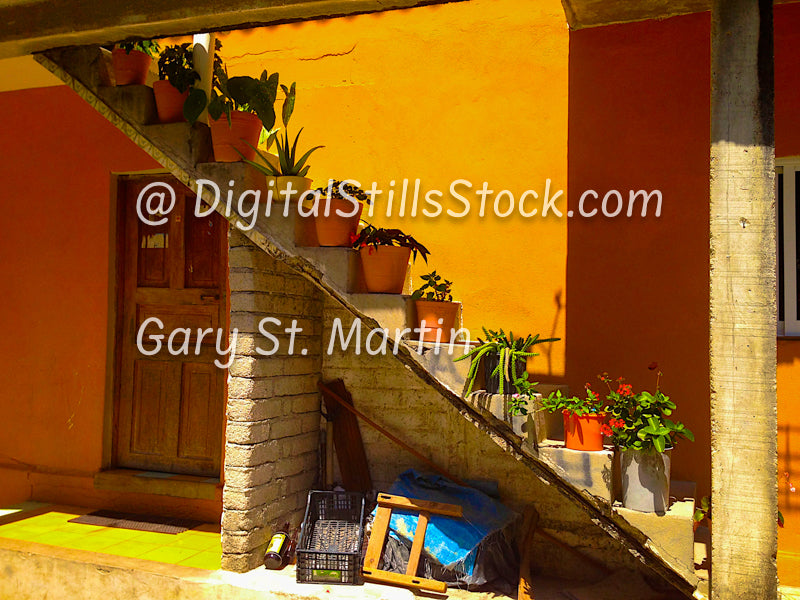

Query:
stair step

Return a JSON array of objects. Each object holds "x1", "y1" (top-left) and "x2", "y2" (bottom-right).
[
  {"x1": 347, "y1": 293, "x2": 410, "y2": 333},
  {"x1": 97, "y1": 85, "x2": 156, "y2": 125},
  {"x1": 297, "y1": 247, "x2": 358, "y2": 293},
  {"x1": 537, "y1": 441, "x2": 614, "y2": 503},
  {"x1": 144, "y1": 122, "x2": 213, "y2": 166},
  {"x1": 407, "y1": 339, "x2": 472, "y2": 394},
  {"x1": 613, "y1": 481, "x2": 697, "y2": 575}
]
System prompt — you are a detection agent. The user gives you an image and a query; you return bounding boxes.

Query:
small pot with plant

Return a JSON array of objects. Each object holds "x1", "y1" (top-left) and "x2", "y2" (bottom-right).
[
  {"x1": 186, "y1": 47, "x2": 285, "y2": 163},
  {"x1": 602, "y1": 365, "x2": 694, "y2": 513},
  {"x1": 154, "y1": 43, "x2": 200, "y2": 123},
  {"x1": 455, "y1": 328, "x2": 560, "y2": 397},
  {"x1": 113, "y1": 40, "x2": 161, "y2": 86},
  {"x1": 242, "y1": 127, "x2": 323, "y2": 203},
  {"x1": 411, "y1": 271, "x2": 460, "y2": 343},
  {"x1": 312, "y1": 180, "x2": 371, "y2": 246},
  {"x1": 542, "y1": 386, "x2": 606, "y2": 451},
  {"x1": 351, "y1": 223, "x2": 429, "y2": 293}
]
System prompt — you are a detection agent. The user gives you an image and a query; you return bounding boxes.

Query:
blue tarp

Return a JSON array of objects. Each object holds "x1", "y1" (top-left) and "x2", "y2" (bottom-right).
[{"x1": 377, "y1": 469, "x2": 517, "y2": 576}]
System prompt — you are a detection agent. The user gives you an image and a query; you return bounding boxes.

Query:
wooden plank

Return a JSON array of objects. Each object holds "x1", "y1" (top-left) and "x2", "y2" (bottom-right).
[
  {"x1": 364, "y1": 506, "x2": 392, "y2": 569},
  {"x1": 375, "y1": 493, "x2": 463, "y2": 518},
  {"x1": 405, "y1": 510, "x2": 429, "y2": 576},
  {"x1": 318, "y1": 381, "x2": 464, "y2": 485},
  {"x1": 320, "y1": 379, "x2": 372, "y2": 492},
  {"x1": 361, "y1": 567, "x2": 447, "y2": 594}
]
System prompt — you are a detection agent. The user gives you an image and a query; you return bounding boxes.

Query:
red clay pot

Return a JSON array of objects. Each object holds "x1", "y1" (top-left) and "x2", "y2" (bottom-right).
[
  {"x1": 563, "y1": 412, "x2": 605, "y2": 451},
  {"x1": 414, "y1": 300, "x2": 460, "y2": 343},
  {"x1": 315, "y1": 198, "x2": 364, "y2": 246},
  {"x1": 210, "y1": 111, "x2": 262, "y2": 162},
  {"x1": 112, "y1": 48, "x2": 152, "y2": 86},
  {"x1": 153, "y1": 80, "x2": 189, "y2": 123},
  {"x1": 360, "y1": 246, "x2": 411, "y2": 293}
]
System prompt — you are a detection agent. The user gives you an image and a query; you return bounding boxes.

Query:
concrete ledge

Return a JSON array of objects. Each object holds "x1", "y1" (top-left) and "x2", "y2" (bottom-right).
[{"x1": 0, "y1": 537, "x2": 415, "y2": 600}]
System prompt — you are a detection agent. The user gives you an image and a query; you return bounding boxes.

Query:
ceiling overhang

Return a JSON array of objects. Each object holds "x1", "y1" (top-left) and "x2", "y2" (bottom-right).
[
  {"x1": 562, "y1": 0, "x2": 800, "y2": 30},
  {"x1": 0, "y1": 0, "x2": 465, "y2": 59}
]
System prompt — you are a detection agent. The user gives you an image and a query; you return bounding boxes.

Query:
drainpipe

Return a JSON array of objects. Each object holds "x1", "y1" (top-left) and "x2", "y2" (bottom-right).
[
  {"x1": 709, "y1": 1, "x2": 777, "y2": 598},
  {"x1": 193, "y1": 33, "x2": 216, "y2": 125}
]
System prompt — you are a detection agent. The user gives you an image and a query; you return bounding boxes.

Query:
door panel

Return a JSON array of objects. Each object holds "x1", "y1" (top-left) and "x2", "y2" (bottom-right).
[
  {"x1": 115, "y1": 175, "x2": 227, "y2": 477},
  {"x1": 178, "y1": 363, "x2": 217, "y2": 460}
]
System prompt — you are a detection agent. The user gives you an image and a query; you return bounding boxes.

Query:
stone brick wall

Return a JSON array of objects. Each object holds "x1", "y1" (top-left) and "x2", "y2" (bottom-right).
[
  {"x1": 221, "y1": 231, "x2": 324, "y2": 572},
  {"x1": 320, "y1": 299, "x2": 643, "y2": 580}
]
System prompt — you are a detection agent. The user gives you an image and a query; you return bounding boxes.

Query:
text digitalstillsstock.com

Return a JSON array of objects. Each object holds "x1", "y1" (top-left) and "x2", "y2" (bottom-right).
[
  {"x1": 136, "y1": 317, "x2": 473, "y2": 368},
  {"x1": 136, "y1": 178, "x2": 664, "y2": 229}
]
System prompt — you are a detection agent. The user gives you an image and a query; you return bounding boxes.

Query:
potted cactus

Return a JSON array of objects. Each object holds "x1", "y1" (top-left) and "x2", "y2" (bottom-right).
[
  {"x1": 455, "y1": 328, "x2": 559, "y2": 397},
  {"x1": 411, "y1": 271, "x2": 460, "y2": 343}
]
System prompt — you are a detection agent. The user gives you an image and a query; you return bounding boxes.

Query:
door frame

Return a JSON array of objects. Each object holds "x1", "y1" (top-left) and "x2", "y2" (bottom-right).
[{"x1": 102, "y1": 172, "x2": 229, "y2": 476}]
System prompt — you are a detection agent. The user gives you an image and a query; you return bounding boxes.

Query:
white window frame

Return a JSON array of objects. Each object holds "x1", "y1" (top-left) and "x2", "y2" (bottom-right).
[{"x1": 778, "y1": 159, "x2": 800, "y2": 336}]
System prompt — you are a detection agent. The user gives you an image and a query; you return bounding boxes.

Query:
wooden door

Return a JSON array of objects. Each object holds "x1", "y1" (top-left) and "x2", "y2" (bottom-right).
[{"x1": 115, "y1": 175, "x2": 228, "y2": 477}]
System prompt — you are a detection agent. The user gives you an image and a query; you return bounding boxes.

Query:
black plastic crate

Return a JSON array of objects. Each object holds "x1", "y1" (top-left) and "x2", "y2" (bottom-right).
[{"x1": 296, "y1": 491, "x2": 366, "y2": 585}]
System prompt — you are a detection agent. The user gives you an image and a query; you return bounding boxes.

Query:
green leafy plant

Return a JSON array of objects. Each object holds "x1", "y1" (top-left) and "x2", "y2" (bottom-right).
[
  {"x1": 411, "y1": 271, "x2": 453, "y2": 302},
  {"x1": 157, "y1": 43, "x2": 199, "y2": 93},
  {"x1": 117, "y1": 40, "x2": 162, "y2": 58},
  {"x1": 542, "y1": 386, "x2": 604, "y2": 417},
  {"x1": 316, "y1": 180, "x2": 372, "y2": 204},
  {"x1": 601, "y1": 366, "x2": 694, "y2": 453},
  {"x1": 351, "y1": 223, "x2": 430, "y2": 262},
  {"x1": 185, "y1": 42, "x2": 290, "y2": 132},
  {"x1": 454, "y1": 328, "x2": 560, "y2": 397},
  {"x1": 693, "y1": 495, "x2": 710, "y2": 524}
]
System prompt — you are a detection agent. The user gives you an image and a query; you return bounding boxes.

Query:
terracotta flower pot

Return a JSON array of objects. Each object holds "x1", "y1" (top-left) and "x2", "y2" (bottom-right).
[
  {"x1": 267, "y1": 176, "x2": 313, "y2": 203},
  {"x1": 315, "y1": 198, "x2": 364, "y2": 246},
  {"x1": 414, "y1": 300, "x2": 460, "y2": 343},
  {"x1": 112, "y1": 48, "x2": 152, "y2": 86},
  {"x1": 563, "y1": 411, "x2": 605, "y2": 451},
  {"x1": 153, "y1": 80, "x2": 189, "y2": 123},
  {"x1": 210, "y1": 111, "x2": 262, "y2": 162},
  {"x1": 359, "y1": 246, "x2": 411, "y2": 294}
]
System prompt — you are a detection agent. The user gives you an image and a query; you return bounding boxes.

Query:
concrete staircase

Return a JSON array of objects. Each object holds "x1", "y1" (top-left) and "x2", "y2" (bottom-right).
[{"x1": 34, "y1": 45, "x2": 707, "y2": 599}]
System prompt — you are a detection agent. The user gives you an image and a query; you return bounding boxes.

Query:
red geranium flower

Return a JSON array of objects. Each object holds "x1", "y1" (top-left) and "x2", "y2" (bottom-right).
[{"x1": 600, "y1": 424, "x2": 613, "y2": 436}]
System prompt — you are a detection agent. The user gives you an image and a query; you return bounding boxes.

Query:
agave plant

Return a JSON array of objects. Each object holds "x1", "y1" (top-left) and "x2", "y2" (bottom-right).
[
  {"x1": 238, "y1": 128, "x2": 323, "y2": 177},
  {"x1": 454, "y1": 327, "x2": 560, "y2": 397}
]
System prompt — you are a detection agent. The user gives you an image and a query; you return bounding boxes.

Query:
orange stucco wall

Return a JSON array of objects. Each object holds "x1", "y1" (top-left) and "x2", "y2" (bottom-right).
[
  {"x1": 0, "y1": 85, "x2": 220, "y2": 520},
  {"x1": 776, "y1": 3, "x2": 800, "y2": 583},
  {"x1": 218, "y1": 0, "x2": 570, "y2": 377}
]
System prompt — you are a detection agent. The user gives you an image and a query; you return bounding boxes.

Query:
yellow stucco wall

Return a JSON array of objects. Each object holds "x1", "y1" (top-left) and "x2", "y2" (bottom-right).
[{"x1": 219, "y1": 0, "x2": 570, "y2": 377}]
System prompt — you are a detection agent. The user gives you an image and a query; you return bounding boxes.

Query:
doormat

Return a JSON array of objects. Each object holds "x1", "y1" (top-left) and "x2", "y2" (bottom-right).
[{"x1": 68, "y1": 510, "x2": 202, "y2": 534}]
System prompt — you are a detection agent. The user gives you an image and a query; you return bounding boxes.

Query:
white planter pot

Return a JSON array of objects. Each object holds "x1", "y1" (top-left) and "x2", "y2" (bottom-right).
[{"x1": 620, "y1": 448, "x2": 671, "y2": 513}]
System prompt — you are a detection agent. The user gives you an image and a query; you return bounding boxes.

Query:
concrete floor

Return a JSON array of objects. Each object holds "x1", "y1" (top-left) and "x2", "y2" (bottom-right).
[{"x1": 0, "y1": 502, "x2": 695, "y2": 600}]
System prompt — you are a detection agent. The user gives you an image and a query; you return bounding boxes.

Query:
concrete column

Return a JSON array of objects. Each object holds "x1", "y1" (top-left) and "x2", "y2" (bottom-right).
[
  {"x1": 192, "y1": 33, "x2": 215, "y2": 125},
  {"x1": 710, "y1": 1, "x2": 777, "y2": 598}
]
